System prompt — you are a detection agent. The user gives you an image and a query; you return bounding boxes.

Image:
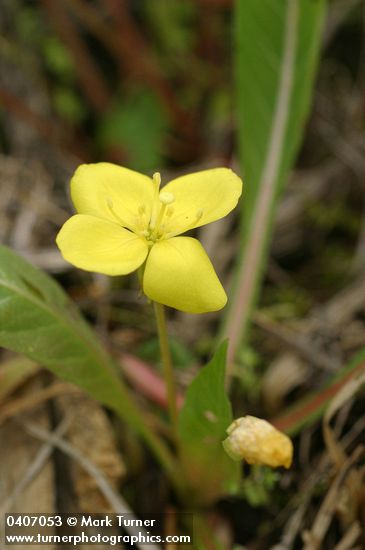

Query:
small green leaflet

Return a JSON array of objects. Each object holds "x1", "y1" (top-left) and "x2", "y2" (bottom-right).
[{"x1": 178, "y1": 341, "x2": 240, "y2": 504}]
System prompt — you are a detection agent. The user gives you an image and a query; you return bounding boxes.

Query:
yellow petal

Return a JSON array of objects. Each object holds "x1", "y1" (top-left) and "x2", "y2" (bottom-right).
[
  {"x1": 71, "y1": 163, "x2": 154, "y2": 231},
  {"x1": 223, "y1": 416, "x2": 293, "y2": 469},
  {"x1": 143, "y1": 237, "x2": 227, "y2": 313},
  {"x1": 56, "y1": 215, "x2": 148, "y2": 276},
  {"x1": 162, "y1": 168, "x2": 243, "y2": 235}
]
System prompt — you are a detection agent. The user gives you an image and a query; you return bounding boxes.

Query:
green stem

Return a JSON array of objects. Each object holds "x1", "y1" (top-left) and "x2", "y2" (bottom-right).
[{"x1": 153, "y1": 302, "x2": 179, "y2": 439}]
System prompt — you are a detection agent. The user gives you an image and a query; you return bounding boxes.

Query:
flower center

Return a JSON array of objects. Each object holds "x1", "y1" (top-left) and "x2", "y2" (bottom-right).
[
  {"x1": 136, "y1": 172, "x2": 175, "y2": 243},
  {"x1": 107, "y1": 172, "x2": 204, "y2": 243}
]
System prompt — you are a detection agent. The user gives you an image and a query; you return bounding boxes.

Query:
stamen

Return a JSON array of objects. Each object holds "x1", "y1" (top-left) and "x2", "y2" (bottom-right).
[
  {"x1": 155, "y1": 203, "x2": 170, "y2": 234},
  {"x1": 165, "y1": 209, "x2": 204, "y2": 239},
  {"x1": 106, "y1": 197, "x2": 126, "y2": 226},
  {"x1": 135, "y1": 204, "x2": 148, "y2": 232},
  {"x1": 149, "y1": 173, "x2": 162, "y2": 230},
  {"x1": 149, "y1": 191, "x2": 176, "y2": 237}
]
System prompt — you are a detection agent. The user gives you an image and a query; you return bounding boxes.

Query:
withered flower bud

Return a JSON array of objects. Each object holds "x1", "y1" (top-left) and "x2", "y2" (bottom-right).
[{"x1": 223, "y1": 416, "x2": 293, "y2": 469}]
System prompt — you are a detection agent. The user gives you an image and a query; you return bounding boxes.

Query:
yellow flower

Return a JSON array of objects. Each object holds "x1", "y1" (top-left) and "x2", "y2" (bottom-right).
[
  {"x1": 223, "y1": 416, "x2": 293, "y2": 469},
  {"x1": 56, "y1": 163, "x2": 242, "y2": 313}
]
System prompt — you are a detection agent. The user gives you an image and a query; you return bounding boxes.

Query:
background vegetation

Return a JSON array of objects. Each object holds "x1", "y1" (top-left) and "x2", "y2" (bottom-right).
[{"x1": 1, "y1": 0, "x2": 365, "y2": 548}]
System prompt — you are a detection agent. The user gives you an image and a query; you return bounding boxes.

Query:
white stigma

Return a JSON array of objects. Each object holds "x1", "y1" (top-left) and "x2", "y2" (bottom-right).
[{"x1": 159, "y1": 191, "x2": 175, "y2": 205}]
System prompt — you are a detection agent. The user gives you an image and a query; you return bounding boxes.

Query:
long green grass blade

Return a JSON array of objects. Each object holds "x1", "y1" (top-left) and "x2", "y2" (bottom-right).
[{"x1": 222, "y1": 0, "x2": 327, "y2": 368}]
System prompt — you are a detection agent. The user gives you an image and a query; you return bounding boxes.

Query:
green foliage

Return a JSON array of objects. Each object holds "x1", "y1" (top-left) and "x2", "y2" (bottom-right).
[
  {"x1": 145, "y1": 0, "x2": 195, "y2": 60},
  {"x1": 261, "y1": 286, "x2": 313, "y2": 320},
  {"x1": 222, "y1": 0, "x2": 327, "y2": 357},
  {"x1": 307, "y1": 199, "x2": 361, "y2": 235},
  {"x1": 178, "y1": 342, "x2": 240, "y2": 504},
  {"x1": 42, "y1": 36, "x2": 84, "y2": 123},
  {"x1": 98, "y1": 90, "x2": 168, "y2": 172},
  {"x1": 242, "y1": 466, "x2": 279, "y2": 507},
  {"x1": 0, "y1": 245, "x2": 164, "y2": 447},
  {"x1": 16, "y1": 6, "x2": 44, "y2": 47},
  {"x1": 53, "y1": 87, "x2": 86, "y2": 123},
  {"x1": 235, "y1": 347, "x2": 262, "y2": 401},
  {"x1": 236, "y1": 0, "x2": 327, "y2": 223},
  {"x1": 43, "y1": 37, "x2": 75, "y2": 82}
]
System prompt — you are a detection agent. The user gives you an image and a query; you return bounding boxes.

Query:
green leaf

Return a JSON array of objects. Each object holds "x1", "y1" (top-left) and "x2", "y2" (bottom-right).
[
  {"x1": 0, "y1": 245, "x2": 127, "y2": 407},
  {"x1": 178, "y1": 342, "x2": 240, "y2": 504},
  {"x1": 222, "y1": 0, "x2": 327, "y2": 363},
  {"x1": 0, "y1": 245, "x2": 176, "y2": 480}
]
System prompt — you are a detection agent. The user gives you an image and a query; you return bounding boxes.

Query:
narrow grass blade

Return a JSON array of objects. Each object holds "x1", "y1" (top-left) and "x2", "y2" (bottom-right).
[
  {"x1": 222, "y1": 0, "x2": 327, "y2": 367},
  {"x1": 271, "y1": 349, "x2": 365, "y2": 435}
]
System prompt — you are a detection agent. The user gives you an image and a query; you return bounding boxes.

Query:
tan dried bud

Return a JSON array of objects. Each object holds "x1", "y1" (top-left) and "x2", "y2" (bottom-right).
[{"x1": 223, "y1": 416, "x2": 293, "y2": 469}]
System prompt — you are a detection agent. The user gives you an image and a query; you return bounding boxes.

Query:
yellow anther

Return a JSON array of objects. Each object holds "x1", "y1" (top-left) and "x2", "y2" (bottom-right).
[
  {"x1": 153, "y1": 172, "x2": 161, "y2": 189},
  {"x1": 159, "y1": 191, "x2": 175, "y2": 205},
  {"x1": 166, "y1": 206, "x2": 174, "y2": 217}
]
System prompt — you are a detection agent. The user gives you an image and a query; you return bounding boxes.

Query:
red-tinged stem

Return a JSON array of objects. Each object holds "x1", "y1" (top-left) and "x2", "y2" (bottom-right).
[{"x1": 271, "y1": 360, "x2": 365, "y2": 434}]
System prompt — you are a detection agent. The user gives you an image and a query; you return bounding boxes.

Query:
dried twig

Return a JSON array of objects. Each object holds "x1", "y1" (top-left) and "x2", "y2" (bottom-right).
[
  {"x1": 0, "y1": 416, "x2": 71, "y2": 515},
  {"x1": 302, "y1": 447, "x2": 364, "y2": 550},
  {"x1": 0, "y1": 383, "x2": 80, "y2": 425},
  {"x1": 21, "y1": 420, "x2": 162, "y2": 550}
]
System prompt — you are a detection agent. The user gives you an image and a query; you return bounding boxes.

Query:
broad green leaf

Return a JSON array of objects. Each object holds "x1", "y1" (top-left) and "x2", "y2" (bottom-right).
[
  {"x1": 222, "y1": 0, "x2": 327, "y2": 364},
  {"x1": 0, "y1": 245, "x2": 175, "y2": 478},
  {"x1": 178, "y1": 342, "x2": 240, "y2": 504},
  {"x1": 0, "y1": 244, "x2": 130, "y2": 409}
]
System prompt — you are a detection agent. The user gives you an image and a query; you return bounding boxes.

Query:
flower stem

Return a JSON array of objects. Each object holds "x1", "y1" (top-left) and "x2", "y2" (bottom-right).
[{"x1": 153, "y1": 302, "x2": 179, "y2": 439}]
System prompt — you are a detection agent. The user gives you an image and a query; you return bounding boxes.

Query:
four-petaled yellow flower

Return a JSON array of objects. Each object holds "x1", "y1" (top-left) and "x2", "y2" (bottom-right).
[{"x1": 56, "y1": 163, "x2": 242, "y2": 313}]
